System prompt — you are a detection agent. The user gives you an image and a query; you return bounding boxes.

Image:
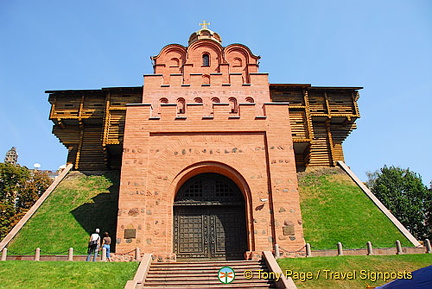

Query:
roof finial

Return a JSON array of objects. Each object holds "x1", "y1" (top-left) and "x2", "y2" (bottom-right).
[{"x1": 199, "y1": 20, "x2": 210, "y2": 30}]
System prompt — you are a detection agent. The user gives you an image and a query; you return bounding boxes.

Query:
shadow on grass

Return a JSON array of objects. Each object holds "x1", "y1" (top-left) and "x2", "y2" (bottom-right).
[{"x1": 71, "y1": 171, "x2": 119, "y2": 252}]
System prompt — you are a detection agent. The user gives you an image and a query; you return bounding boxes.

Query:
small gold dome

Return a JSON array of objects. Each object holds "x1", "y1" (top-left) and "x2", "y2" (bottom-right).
[{"x1": 188, "y1": 21, "x2": 222, "y2": 45}]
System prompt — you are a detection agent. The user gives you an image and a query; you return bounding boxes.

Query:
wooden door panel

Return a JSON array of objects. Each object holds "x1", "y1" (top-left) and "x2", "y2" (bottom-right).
[
  {"x1": 211, "y1": 207, "x2": 246, "y2": 259},
  {"x1": 174, "y1": 208, "x2": 209, "y2": 259},
  {"x1": 174, "y1": 173, "x2": 247, "y2": 260}
]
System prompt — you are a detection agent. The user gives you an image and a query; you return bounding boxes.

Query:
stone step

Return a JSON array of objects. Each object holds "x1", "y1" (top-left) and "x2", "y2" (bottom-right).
[
  {"x1": 144, "y1": 260, "x2": 275, "y2": 288},
  {"x1": 147, "y1": 269, "x2": 266, "y2": 275},
  {"x1": 150, "y1": 263, "x2": 263, "y2": 266},
  {"x1": 150, "y1": 261, "x2": 265, "y2": 266},
  {"x1": 148, "y1": 265, "x2": 265, "y2": 271},
  {"x1": 150, "y1": 262, "x2": 265, "y2": 266},
  {"x1": 146, "y1": 269, "x2": 270, "y2": 278},
  {"x1": 145, "y1": 279, "x2": 272, "y2": 284},
  {"x1": 144, "y1": 280, "x2": 275, "y2": 286},
  {"x1": 146, "y1": 273, "x2": 267, "y2": 279},
  {"x1": 145, "y1": 278, "x2": 272, "y2": 283},
  {"x1": 147, "y1": 271, "x2": 266, "y2": 278},
  {"x1": 142, "y1": 281, "x2": 276, "y2": 289},
  {"x1": 145, "y1": 279, "x2": 273, "y2": 284},
  {"x1": 150, "y1": 260, "x2": 265, "y2": 266}
]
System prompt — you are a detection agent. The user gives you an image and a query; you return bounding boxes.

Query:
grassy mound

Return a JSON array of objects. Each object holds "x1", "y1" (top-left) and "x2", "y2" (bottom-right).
[
  {"x1": 298, "y1": 168, "x2": 413, "y2": 249},
  {"x1": 7, "y1": 171, "x2": 119, "y2": 255},
  {"x1": 0, "y1": 261, "x2": 138, "y2": 289},
  {"x1": 278, "y1": 254, "x2": 432, "y2": 288},
  {"x1": 5, "y1": 166, "x2": 414, "y2": 255}
]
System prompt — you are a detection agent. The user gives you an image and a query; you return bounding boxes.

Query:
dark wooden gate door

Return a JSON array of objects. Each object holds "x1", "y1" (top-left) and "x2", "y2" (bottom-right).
[{"x1": 173, "y1": 173, "x2": 247, "y2": 260}]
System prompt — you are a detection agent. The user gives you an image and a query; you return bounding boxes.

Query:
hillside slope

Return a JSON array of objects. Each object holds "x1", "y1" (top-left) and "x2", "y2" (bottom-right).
[
  {"x1": 7, "y1": 171, "x2": 119, "y2": 255},
  {"x1": 6, "y1": 167, "x2": 414, "y2": 255},
  {"x1": 298, "y1": 167, "x2": 413, "y2": 250}
]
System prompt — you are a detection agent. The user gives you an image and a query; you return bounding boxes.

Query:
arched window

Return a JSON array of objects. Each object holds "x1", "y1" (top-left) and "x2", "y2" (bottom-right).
[
  {"x1": 211, "y1": 97, "x2": 220, "y2": 103},
  {"x1": 194, "y1": 97, "x2": 203, "y2": 103},
  {"x1": 158, "y1": 98, "x2": 169, "y2": 115},
  {"x1": 202, "y1": 54, "x2": 210, "y2": 67},
  {"x1": 245, "y1": 97, "x2": 254, "y2": 103},
  {"x1": 177, "y1": 98, "x2": 186, "y2": 114},
  {"x1": 229, "y1": 97, "x2": 238, "y2": 113}
]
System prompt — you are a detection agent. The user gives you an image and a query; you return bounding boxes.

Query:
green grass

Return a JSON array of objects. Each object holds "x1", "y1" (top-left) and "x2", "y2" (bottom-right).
[
  {"x1": 7, "y1": 171, "x2": 119, "y2": 255},
  {"x1": 0, "y1": 261, "x2": 138, "y2": 289},
  {"x1": 298, "y1": 168, "x2": 413, "y2": 249},
  {"x1": 278, "y1": 254, "x2": 432, "y2": 289}
]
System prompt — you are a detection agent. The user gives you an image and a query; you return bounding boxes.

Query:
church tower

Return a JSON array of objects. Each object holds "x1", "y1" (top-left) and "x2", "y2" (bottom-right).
[{"x1": 4, "y1": 147, "x2": 18, "y2": 165}]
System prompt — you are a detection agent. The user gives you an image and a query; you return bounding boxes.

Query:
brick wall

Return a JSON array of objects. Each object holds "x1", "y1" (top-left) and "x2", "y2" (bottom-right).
[
  {"x1": 116, "y1": 102, "x2": 305, "y2": 258},
  {"x1": 116, "y1": 37, "x2": 305, "y2": 259}
]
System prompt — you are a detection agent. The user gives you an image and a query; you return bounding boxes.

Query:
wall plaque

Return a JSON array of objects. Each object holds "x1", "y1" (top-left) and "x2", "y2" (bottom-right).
[{"x1": 124, "y1": 229, "x2": 137, "y2": 239}]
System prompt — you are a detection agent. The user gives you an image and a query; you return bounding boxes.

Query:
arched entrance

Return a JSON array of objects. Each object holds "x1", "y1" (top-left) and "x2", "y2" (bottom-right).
[{"x1": 173, "y1": 173, "x2": 247, "y2": 260}]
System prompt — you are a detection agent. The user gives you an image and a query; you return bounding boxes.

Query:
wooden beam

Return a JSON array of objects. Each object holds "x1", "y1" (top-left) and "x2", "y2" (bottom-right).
[
  {"x1": 102, "y1": 91, "x2": 111, "y2": 147},
  {"x1": 325, "y1": 119, "x2": 335, "y2": 166},
  {"x1": 303, "y1": 89, "x2": 314, "y2": 139},
  {"x1": 75, "y1": 121, "x2": 84, "y2": 170},
  {"x1": 351, "y1": 91, "x2": 361, "y2": 117},
  {"x1": 49, "y1": 95, "x2": 57, "y2": 120},
  {"x1": 78, "y1": 95, "x2": 85, "y2": 121},
  {"x1": 324, "y1": 92, "x2": 330, "y2": 116}
]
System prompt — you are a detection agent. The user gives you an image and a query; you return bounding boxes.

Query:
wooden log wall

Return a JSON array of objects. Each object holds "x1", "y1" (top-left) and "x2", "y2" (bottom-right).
[
  {"x1": 289, "y1": 109, "x2": 310, "y2": 139},
  {"x1": 270, "y1": 85, "x2": 361, "y2": 171},
  {"x1": 309, "y1": 122, "x2": 332, "y2": 166},
  {"x1": 105, "y1": 110, "x2": 126, "y2": 145},
  {"x1": 47, "y1": 87, "x2": 142, "y2": 171},
  {"x1": 76, "y1": 126, "x2": 107, "y2": 170}
]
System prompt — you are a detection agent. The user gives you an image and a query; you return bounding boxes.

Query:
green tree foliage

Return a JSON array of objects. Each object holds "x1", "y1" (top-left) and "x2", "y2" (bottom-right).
[
  {"x1": 367, "y1": 166, "x2": 432, "y2": 240},
  {"x1": 0, "y1": 163, "x2": 52, "y2": 240}
]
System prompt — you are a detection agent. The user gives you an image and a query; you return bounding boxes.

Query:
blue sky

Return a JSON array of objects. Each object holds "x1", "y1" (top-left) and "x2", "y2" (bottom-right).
[{"x1": 0, "y1": 0, "x2": 431, "y2": 185}]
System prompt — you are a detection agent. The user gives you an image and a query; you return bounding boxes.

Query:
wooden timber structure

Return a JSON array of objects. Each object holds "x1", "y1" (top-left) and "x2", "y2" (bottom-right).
[
  {"x1": 47, "y1": 87, "x2": 141, "y2": 170},
  {"x1": 270, "y1": 84, "x2": 361, "y2": 170},
  {"x1": 47, "y1": 85, "x2": 361, "y2": 171}
]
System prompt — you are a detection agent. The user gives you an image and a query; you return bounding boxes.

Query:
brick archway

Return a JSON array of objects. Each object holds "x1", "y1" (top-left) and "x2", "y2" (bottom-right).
[
  {"x1": 169, "y1": 161, "x2": 255, "y2": 258},
  {"x1": 173, "y1": 173, "x2": 247, "y2": 260}
]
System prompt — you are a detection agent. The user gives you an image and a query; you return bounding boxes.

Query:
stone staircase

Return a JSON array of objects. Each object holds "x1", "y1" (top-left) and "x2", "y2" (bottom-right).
[{"x1": 142, "y1": 260, "x2": 276, "y2": 288}]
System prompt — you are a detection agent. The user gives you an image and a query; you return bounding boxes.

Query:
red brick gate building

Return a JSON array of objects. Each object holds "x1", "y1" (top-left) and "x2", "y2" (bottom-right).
[
  {"x1": 116, "y1": 25, "x2": 304, "y2": 261},
  {"x1": 47, "y1": 24, "x2": 361, "y2": 261}
]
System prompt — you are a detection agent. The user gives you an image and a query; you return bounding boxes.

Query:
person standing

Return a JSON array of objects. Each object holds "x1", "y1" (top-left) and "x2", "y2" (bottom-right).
[
  {"x1": 102, "y1": 232, "x2": 112, "y2": 262},
  {"x1": 86, "y1": 228, "x2": 100, "y2": 262}
]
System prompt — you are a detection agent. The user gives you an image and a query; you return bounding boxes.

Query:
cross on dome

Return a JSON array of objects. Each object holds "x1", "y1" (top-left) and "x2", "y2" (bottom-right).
[
  {"x1": 188, "y1": 21, "x2": 222, "y2": 45},
  {"x1": 199, "y1": 20, "x2": 210, "y2": 29}
]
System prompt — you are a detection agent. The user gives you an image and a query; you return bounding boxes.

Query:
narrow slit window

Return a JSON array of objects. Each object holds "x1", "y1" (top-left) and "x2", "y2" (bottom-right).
[
  {"x1": 202, "y1": 54, "x2": 210, "y2": 67},
  {"x1": 229, "y1": 97, "x2": 238, "y2": 113},
  {"x1": 177, "y1": 98, "x2": 186, "y2": 114}
]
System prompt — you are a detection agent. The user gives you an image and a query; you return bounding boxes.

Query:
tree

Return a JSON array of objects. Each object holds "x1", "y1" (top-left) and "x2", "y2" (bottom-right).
[
  {"x1": 367, "y1": 165, "x2": 432, "y2": 240},
  {"x1": 0, "y1": 163, "x2": 52, "y2": 240}
]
